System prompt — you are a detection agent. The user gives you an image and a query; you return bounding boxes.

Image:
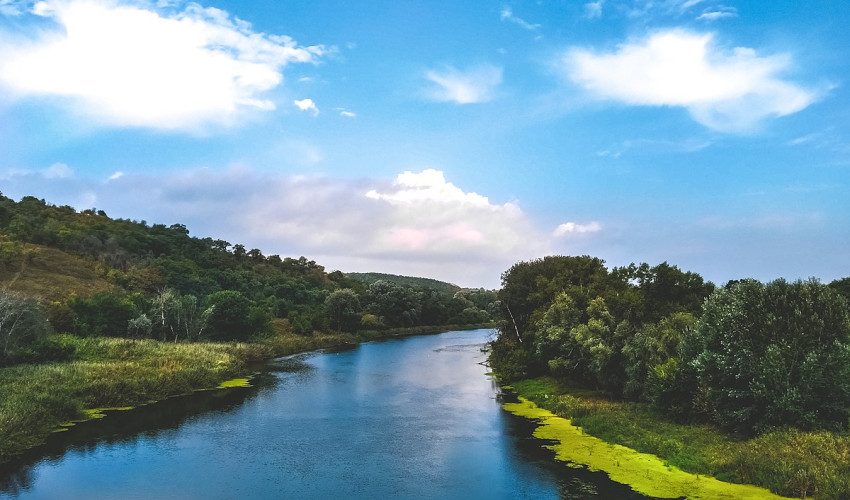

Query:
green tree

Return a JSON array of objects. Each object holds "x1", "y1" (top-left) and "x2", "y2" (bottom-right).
[
  {"x1": 622, "y1": 312, "x2": 696, "y2": 400},
  {"x1": 324, "y1": 288, "x2": 361, "y2": 332},
  {"x1": 205, "y1": 290, "x2": 258, "y2": 340},
  {"x1": 686, "y1": 279, "x2": 850, "y2": 434},
  {"x1": 0, "y1": 290, "x2": 51, "y2": 363}
]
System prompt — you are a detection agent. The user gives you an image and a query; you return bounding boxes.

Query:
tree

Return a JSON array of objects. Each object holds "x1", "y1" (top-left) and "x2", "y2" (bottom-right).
[
  {"x1": 324, "y1": 288, "x2": 361, "y2": 332},
  {"x1": 0, "y1": 291, "x2": 51, "y2": 363},
  {"x1": 68, "y1": 291, "x2": 138, "y2": 337},
  {"x1": 127, "y1": 313, "x2": 153, "y2": 339},
  {"x1": 686, "y1": 279, "x2": 850, "y2": 434},
  {"x1": 622, "y1": 312, "x2": 695, "y2": 400},
  {"x1": 205, "y1": 290, "x2": 254, "y2": 340}
]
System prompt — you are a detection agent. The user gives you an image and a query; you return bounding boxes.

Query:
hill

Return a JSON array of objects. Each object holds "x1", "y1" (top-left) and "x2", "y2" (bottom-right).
[
  {"x1": 346, "y1": 272, "x2": 462, "y2": 293},
  {"x1": 0, "y1": 193, "x2": 498, "y2": 364},
  {"x1": 0, "y1": 240, "x2": 115, "y2": 302}
]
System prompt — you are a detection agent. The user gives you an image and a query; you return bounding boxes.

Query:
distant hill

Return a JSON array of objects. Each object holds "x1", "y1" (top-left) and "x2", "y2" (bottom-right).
[{"x1": 346, "y1": 272, "x2": 461, "y2": 293}]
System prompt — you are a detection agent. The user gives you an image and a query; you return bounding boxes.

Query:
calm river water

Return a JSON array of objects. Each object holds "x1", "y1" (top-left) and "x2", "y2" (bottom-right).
[{"x1": 1, "y1": 329, "x2": 649, "y2": 499}]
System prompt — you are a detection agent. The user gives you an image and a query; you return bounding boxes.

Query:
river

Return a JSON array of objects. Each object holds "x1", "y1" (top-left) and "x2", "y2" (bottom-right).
[{"x1": 0, "y1": 329, "x2": 649, "y2": 499}]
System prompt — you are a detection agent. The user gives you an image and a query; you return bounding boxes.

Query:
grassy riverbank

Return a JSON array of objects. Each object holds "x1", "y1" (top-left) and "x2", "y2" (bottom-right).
[
  {"x1": 0, "y1": 322, "x2": 357, "y2": 464},
  {"x1": 0, "y1": 322, "x2": 493, "y2": 464},
  {"x1": 507, "y1": 378, "x2": 850, "y2": 499}
]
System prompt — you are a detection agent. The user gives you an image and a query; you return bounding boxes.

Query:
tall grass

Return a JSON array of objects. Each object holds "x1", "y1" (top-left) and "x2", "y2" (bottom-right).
[
  {"x1": 509, "y1": 377, "x2": 850, "y2": 499},
  {"x1": 0, "y1": 324, "x2": 356, "y2": 464}
]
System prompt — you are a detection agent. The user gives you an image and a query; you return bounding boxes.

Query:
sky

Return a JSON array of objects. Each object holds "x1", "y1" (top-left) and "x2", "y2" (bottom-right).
[{"x1": 0, "y1": 0, "x2": 848, "y2": 288}]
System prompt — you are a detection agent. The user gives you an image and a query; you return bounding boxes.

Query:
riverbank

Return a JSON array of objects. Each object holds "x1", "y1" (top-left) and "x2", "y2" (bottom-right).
[
  {"x1": 0, "y1": 327, "x2": 352, "y2": 464},
  {"x1": 504, "y1": 377, "x2": 850, "y2": 499},
  {"x1": 0, "y1": 322, "x2": 494, "y2": 464}
]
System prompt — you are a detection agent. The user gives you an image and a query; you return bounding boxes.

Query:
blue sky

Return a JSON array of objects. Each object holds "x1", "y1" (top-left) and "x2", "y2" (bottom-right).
[{"x1": 0, "y1": 0, "x2": 847, "y2": 288}]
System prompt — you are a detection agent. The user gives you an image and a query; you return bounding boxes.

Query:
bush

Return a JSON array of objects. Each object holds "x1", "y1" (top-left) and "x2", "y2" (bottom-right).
[{"x1": 686, "y1": 279, "x2": 850, "y2": 434}]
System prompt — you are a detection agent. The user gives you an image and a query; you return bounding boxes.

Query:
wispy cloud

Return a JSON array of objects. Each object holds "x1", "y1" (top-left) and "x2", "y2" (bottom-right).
[
  {"x1": 42, "y1": 162, "x2": 73, "y2": 179},
  {"x1": 584, "y1": 1, "x2": 604, "y2": 20},
  {"x1": 0, "y1": 0, "x2": 325, "y2": 132},
  {"x1": 698, "y1": 6, "x2": 738, "y2": 21},
  {"x1": 293, "y1": 98, "x2": 319, "y2": 116},
  {"x1": 500, "y1": 6, "x2": 541, "y2": 31},
  {"x1": 424, "y1": 64, "x2": 503, "y2": 104},
  {"x1": 553, "y1": 221, "x2": 602, "y2": 236},
  {"x1": 561, "y1": 30, "x2": 818, "y2": 132}
]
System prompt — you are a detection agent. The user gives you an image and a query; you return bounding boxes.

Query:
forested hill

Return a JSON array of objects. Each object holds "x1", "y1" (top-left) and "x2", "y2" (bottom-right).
[
  {"x1": 0, "y1": 194, "x2": 496, "y2": 365},
  {"x1": 346, "y1": 272, "x2": 460, "y2": 294}
]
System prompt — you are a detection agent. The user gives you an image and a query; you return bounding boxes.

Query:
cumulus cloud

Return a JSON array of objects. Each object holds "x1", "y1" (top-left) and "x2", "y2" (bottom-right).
[
  {"x1": 553, "y1": 221, "x2": 602, "y2": 236},
  {"x1": 293, "y1": 98, "x2": 319, "y2": 116},
  {"x1": 0, "y1": 0, "x2": 324, "y2": 131},
  {"x1": 561, "y1": 30, "x2": 818, "y2": 132},
  {"x1": 424, "y1": 64, "x2": 503, "y2": 104},
  {"x1": 0, "y1": 167, "x2": 550, "y2": 287}
]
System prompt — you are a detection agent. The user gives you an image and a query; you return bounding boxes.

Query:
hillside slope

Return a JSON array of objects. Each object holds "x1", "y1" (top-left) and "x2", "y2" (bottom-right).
[{"x1": 0, "y1": 242, "x2": 114, "y2": 302}]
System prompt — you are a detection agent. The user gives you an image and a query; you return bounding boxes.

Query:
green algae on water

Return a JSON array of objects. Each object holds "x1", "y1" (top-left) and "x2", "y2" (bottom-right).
[
  {"x1": 502, "y1": 397, "x2": 791, "y2": 500},
  {"x1": 53, "y1": 406, "x2": 135, "y2": 432},
  {"x1": 217, "y1": 377, "x2": 251, "y2": 388}
]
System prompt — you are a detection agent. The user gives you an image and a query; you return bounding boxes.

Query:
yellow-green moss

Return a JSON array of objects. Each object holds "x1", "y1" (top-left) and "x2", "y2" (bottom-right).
[
  {"x1": 503, "y1": 397, "x2": 790, "y2": 499},
  {"x1": 216, "y1": 378, "x2": 251, "y2": 388}
]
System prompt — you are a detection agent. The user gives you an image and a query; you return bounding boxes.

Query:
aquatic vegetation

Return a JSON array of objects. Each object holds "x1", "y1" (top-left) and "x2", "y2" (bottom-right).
[
  {"x1": 217, "y1": 378, "x2": 251, "y2": 388},
  {"x1": 503, "y1": 396, "x2": 787, "y2": 499}
]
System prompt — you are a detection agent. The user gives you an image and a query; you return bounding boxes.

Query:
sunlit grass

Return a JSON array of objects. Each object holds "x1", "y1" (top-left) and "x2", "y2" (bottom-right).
[{"x1": 509, "y1": 377, "x2": 850, "y2": 499}]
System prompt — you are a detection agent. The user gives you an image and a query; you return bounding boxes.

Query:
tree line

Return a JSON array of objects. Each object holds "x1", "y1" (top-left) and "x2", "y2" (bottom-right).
[
  {"x1": 0, "y1": 194, "x2": 496, "y2": 365},
  {"x1": 490, "y1": 255, "x2": 850, "y2": 435}
]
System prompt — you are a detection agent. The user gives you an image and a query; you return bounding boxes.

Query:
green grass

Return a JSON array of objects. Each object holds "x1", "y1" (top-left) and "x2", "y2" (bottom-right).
[
  {"x1": 0, "y1": 321, "x2": 357, "y2": 464},
  {"x1": 508, "y1": 377, "x2": 850, "y2": 499}
]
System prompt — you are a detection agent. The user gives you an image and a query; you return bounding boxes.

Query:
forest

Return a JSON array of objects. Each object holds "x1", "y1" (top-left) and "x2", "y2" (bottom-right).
[
  {"x1": 490, "y1": 255, "x2": 850, "y2": 497},
  {"x1": 0, "y1": 194, "x2": 496, "y2": 367},
  {"x1": 491, "y1": 255, "x2": 850, "y2": 434}
]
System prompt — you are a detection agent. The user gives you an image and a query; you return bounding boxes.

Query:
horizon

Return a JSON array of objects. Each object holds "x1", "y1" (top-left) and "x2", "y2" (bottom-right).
[{"x1": 1, "y1": 0, "x2": 848, "y2": 289}]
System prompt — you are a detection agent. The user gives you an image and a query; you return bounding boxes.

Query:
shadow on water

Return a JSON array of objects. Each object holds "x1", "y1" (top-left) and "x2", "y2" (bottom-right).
[
  {"x1": 498, "y1": 391, "x2": 660, "y2": 500},
  {"x1": 0, "y1": 370, "x2": 283, "y2": 497}
]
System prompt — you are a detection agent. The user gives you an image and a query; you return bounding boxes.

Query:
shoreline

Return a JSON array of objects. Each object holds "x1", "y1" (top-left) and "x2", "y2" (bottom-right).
[
  {"x1": 501, "y1": 394, "x2": 789, "y2": 499},
  {"x1": 0, "y1": 325, "x2": 493, "y2": 465}
]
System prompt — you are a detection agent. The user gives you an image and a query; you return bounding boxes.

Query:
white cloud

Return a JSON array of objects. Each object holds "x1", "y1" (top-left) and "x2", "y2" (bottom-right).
[
  {"x1": 293, "y1": 98, "x2": 319, "y2": 116},
  {"x1": 562, "y1": 30, "x2": 818, "y2": 132},
  {"x1": 500, "y1": 6, "x2": 540, "y2": 31},
  {"x1": 0, "y1": 0, "x2": 325, "y2": 131},
  {"x1": 109, "y1": 171, "x2": 124, "y2": 180},
  {"x1": 584, "y1": 1, "x2": 604, "y2": 20},
  {"x1": 698, "y1": 6, "x2": 738, "y2": 21},
  {"x1": 553, "y1": 221, "x2": 602, "y2": 236},
  {"x1": 337, "y1": 108, "x2": 356, "y2": 118},
  {"x1": 424, "y1": 64, "x2": 503, "y2": 104},
  {"x1": 41, "y1": 162, "x2": 73, "y2": 179}
]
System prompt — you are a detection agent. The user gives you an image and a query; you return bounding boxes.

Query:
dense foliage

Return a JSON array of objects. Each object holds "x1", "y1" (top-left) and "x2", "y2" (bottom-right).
[
  {"x1": 491, "y1": 255, "x2": 850, "y2": 436},
  {"x1": 0, "y1": 194, "x2": 496, "y2": 365}
]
